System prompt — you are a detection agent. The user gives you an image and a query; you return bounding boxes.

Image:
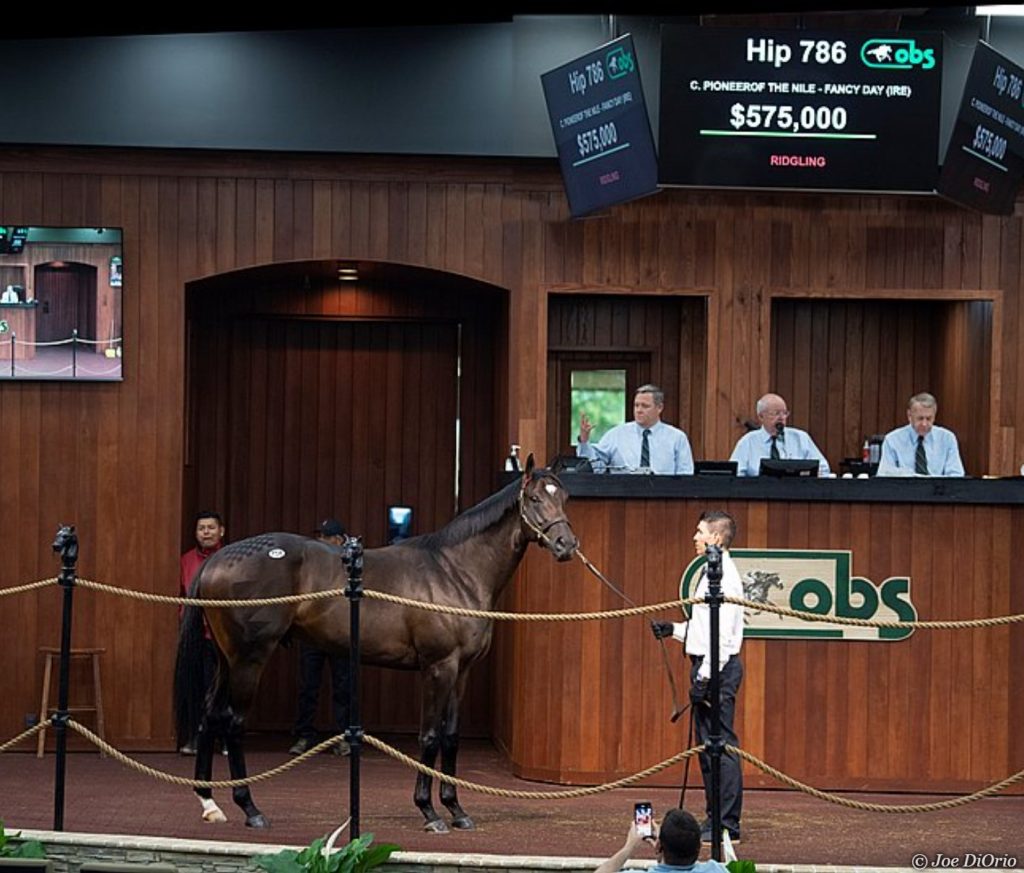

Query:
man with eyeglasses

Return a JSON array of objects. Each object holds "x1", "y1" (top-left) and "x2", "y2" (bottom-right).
[{"x1": 729, "y1": 393, "x2": 830, "y2": 476}]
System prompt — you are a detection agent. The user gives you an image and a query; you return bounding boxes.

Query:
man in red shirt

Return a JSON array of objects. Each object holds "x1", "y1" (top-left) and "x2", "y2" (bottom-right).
[
  {"x1": 179, "y1": 510, "x2": 225, "y2": 755},
  {"x1": 180, "y1": 511, "x2": 225, "y2": 599}
]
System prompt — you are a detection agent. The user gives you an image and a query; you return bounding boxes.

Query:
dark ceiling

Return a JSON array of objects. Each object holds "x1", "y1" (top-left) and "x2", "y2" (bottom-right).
[{"x1": 0, "y1": 5, "x2": 982, "y2": 39}]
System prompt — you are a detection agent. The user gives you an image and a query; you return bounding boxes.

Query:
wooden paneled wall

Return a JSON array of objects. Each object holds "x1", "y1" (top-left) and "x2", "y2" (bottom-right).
[
  {"x1": 545, "y1": 293, "x2": 707, "y2": 459},
  {"x1": 771, "y1": 297, "x2": 994, "y2": 474},
  {"x1": 184, "y1": 264, "x2": 504, "y2": 734},
  {"x1": 0, "y1": 146, "x2": 1020, "y2": 752},
  {"x1": 494, "y1": 496, "x2": 1024, "y2": 791}
]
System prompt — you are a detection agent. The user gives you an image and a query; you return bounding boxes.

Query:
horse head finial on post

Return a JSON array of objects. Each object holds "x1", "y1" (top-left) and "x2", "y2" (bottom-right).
[{"x1": 52, "y1": 524, "x2": 78, "y2": 577}]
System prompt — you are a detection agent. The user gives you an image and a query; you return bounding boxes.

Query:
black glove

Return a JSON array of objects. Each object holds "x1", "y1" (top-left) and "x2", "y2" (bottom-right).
[
  {"x1": 690, "y1": 677, "x2": 710, "y2": 707},
  {"x1": 651, "y1": 621, "x2": 675, "y2": 640}
]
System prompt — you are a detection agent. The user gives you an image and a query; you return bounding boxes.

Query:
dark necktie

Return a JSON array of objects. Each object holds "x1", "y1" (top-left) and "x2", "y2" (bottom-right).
[
  {"x1": 640, "y1": 429, "x2": 651, "y2": 468},
  {"x1": 770, "y1": 435, "x2": 780, "y2": 460},
  {"x1": 915, "y1": 434, "x2": 928, "y2": 475}
]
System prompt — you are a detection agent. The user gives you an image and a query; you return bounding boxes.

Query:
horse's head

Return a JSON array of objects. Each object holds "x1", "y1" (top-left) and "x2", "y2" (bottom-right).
[{"x1": 518, "y1": 454, "x2": 578, "y2": 561}]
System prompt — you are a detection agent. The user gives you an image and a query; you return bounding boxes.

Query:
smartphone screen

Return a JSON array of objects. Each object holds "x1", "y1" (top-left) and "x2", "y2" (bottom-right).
[{"x1": 634, "y1": 801, "x2": 653, "y2": 838}]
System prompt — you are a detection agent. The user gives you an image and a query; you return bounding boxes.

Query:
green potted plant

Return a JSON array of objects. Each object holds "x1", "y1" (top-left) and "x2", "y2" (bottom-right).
[
  {"x1": 252, "y1": 821, "x2": 398, "y2": 873},
  {"x1": 0, "y1": 821, "x2": 45, "y2": 859}
]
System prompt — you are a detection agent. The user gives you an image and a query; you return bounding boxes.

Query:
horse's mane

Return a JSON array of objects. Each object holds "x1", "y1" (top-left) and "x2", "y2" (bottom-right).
[{"x1": 406, "y1": 469, "x2": 557, "y2": 551}]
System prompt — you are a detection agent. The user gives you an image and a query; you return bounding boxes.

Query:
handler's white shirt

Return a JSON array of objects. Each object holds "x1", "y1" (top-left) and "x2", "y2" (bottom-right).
[{"x1": 670, "y1": 550, "x2": 744, "y2": 680}]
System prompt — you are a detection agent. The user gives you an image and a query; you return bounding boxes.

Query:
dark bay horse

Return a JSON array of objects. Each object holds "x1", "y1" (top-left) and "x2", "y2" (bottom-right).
[{"x1": 174, "y1": 458, "x2": 577, "y2": 832}]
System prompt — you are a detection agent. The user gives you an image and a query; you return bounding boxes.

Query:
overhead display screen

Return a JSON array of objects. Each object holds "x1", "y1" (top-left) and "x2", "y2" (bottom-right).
[
  {"x1": 659, "y1": 27, "x2": 943, "y2": 193},
  {"x1": 937, "y1": 41, "x2": 1024, "y2": 215},
  {"x1": 541, "y1": 34, "x2": 659, "y2": 217}
]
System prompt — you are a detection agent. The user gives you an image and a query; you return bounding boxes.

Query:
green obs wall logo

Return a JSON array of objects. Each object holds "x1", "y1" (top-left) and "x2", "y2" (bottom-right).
[{"x1": 680, "y1": 549, "x2": 917, "y2": 641}]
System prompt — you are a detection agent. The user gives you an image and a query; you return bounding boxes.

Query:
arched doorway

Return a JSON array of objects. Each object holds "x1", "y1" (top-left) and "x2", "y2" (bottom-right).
[{"x1": 182, "y1": 259, "x2": 509, "y2": 737}]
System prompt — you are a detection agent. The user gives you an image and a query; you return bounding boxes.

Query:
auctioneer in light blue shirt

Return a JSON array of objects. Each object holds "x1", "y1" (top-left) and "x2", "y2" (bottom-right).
[
  {"x1": 877, "y1": 424, "x2": 965, "y2": 477},
  {"x1": 576, "y1": 420, "x2": 694, "y2": 474},
  {"x1": 729, "y1": 426, "x2": 830, "y2": 477}
]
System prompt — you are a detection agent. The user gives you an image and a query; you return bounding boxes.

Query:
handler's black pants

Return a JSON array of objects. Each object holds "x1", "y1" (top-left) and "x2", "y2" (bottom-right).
[{"x1": 691, "y1": 654, "x2": 743, "y2": 834}]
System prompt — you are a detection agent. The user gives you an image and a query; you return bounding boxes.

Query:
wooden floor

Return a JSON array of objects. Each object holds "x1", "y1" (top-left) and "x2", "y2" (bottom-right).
[{"x1": 3, "y1": 734, "x2": 1023, "y2": 868}]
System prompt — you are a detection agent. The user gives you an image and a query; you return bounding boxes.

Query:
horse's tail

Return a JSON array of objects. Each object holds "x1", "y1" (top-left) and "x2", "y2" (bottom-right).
[{"x1": 173, "y1": 567, "x2": 209, "y2": 747}]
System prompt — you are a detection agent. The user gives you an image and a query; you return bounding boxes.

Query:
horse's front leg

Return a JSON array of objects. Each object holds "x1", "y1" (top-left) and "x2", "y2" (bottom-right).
[
  {"x1": 415, "y1": 659, "x2": 458, "y2": 833},
  {"x1": 439, "y1": 669, "x2": 473, "y2": 829}
]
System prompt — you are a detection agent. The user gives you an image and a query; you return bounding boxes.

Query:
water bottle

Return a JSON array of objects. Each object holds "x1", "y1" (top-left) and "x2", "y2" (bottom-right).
[
  {"x1": 862, "y1": 439, "x2": 870, "y2": 463},
  {"x1": 868, "y1": 436, "x2": 881, "y2": 465},
  {"x1": 504, "y1": 444, "x2": 521, "y2": 472}
]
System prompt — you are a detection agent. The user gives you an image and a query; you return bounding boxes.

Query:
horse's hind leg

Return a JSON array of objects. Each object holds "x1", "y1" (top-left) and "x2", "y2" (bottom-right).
[
  {"x1": 415, "y1": 658, "x2": 458, "y2": 833},
  {"x1": 224, "y1": 659, "x2": 271, "y2": 828},
  {"x1": 439, "y1": 669, "x2": 473, "y2": 829},
  {"x1": 193, "y1": 712, "x2": 227, "y2": 823}
]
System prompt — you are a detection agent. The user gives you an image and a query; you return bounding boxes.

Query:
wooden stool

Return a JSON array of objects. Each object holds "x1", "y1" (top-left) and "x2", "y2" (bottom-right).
[{"x1": 37, "y1": 646, "x2": 106, "y2": 758}]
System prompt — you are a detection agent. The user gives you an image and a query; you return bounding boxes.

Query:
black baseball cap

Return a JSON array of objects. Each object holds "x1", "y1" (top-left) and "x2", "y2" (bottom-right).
[{"x1": 316, "y1": 518, "x2": 346, "y2": 538}]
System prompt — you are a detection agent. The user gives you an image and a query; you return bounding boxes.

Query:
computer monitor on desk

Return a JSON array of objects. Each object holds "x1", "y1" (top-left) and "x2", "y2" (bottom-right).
[
  {"x1": 551, "y1": 455, "x2": 593, "y2": 474},
  {"x1": 759, "y1": 458, "x2": 819, "y2": 478},
  {"x1": 695, "y1": 460, "x2": 738, "y2": 476}
]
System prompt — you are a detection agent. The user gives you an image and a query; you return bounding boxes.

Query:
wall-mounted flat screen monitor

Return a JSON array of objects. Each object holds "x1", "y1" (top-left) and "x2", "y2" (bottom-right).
[
  {"x1": 387, "y1": 505, "x2": 413, "y2": 544},
  {"x1": 759, "y1": 458, "x2": 820, "y2": 477},
  {"x1": 659, "y1": 27, "x2": 943, "y2": 193},
  {"x1": 937, "y1": 41, "x2": 1024, "y2": 215},
  {"x1": 0, "y1": 226, "x2": 123, "y2": 382},
  {"x1": 541, "y1": 33, "x2": 660, "y2": 217}
]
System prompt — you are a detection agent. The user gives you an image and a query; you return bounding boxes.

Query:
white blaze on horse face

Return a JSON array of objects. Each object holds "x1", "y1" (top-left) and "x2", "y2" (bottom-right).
[
  {"x1": 199, "y1": 796, "x2": 227, "y2": 822},
  {"x1": 545, "y1": 483, "x2": 558, "y2": 496}
]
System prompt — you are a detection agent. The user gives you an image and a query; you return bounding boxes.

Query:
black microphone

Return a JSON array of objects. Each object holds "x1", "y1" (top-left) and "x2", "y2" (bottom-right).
[{"x1": 775, "y1": 421, "x2": 785, "y2": 439}]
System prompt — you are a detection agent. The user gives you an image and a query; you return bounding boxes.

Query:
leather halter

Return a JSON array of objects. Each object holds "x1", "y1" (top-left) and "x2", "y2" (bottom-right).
[{"x1": 517, "y1": 473, "x2": 572, "y2": 545}]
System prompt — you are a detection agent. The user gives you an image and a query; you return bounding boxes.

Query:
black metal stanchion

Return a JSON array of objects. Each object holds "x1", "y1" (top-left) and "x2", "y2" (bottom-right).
[
  {"x1": 51, "y1": 524, "x2": 79, "y2": 832},
  {"x1": 705, "y1": 544, "x2": 724, "y2": 862},
  {"x1": 344, "y1": 537, "x2": 364, "y2": 839}
]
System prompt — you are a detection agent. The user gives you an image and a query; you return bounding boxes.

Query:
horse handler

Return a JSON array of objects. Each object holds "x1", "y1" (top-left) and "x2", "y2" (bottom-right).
[{"x1": 652, "y1": 510, "x2": 745, "y2": 844}]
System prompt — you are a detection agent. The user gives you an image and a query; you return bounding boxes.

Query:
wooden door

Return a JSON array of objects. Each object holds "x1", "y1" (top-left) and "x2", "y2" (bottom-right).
[{"x1": 34, "y1": 262, "x2": 96, "y2": 342}]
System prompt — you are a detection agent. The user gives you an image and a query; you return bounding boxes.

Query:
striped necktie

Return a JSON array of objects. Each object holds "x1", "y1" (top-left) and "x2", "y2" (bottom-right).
[
  {"x1": 770, "y1": 435, "x2": 781, "y2": 460},
  {"x1": 640, "y1": 429, "x2": 651, "y2": 468},
  {"x1": 915, "y1": 434, "x2": 928, "y2": 475}
]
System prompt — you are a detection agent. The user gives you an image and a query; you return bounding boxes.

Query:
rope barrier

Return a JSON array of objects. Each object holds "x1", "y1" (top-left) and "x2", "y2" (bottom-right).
[
  {"x1": 6, "y1": 576, "x2": 1024, "y2": 629},
  {"x1": 361, "y1": 734, "x2": 703, "y2": 798},
  {"x1": 0, "y1": 577, "x2": 58, "y2": 597},
  {"x1": 3, "y1": 722, "x2": 1022, "y2": 814},
  {"x1": 58, "y1": 720, "x2": 701, "y2": 797},
  {"x1": 723, "y1": 596, "x2": 1024, "y2": 629},
  {"x1": 64, "y1": 720, "x2": 347, "y2": 789},
  {"x1": 75, "y1": 578, "x2": 348, "y2": 608},
  {"x1": 73, "y1": 336, "x2": 122, "y2": 345},
  {"x1": 362, "y1": 589, "x2": 702, "y2": 620},
  {"x1": 731, "y1": 746, "x2": 1024, "y2": 813},
  {"x1": 14, "y1": 337, "x2": 73, "y2": 347},
  {"x1": 0, "y1": 721, "x2": 45, "y2": 753}
]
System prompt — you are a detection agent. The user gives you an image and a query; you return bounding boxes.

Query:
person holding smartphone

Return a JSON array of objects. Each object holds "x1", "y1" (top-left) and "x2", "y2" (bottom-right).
[
  {"x1": 651, "y1": 510, "x2": 745, "y2": 844},
  {"x1": 594, "y1": 808, "x2": 729, "y2": 873}
]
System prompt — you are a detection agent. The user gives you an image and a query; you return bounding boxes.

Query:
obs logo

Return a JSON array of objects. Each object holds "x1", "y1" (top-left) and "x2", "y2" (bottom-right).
[
  {"x1": 680, "y1": 549, "x2": 917, "y2": 641},
  {"x1": 860, "y1": 39, "x2": 936, "y2": 70}
]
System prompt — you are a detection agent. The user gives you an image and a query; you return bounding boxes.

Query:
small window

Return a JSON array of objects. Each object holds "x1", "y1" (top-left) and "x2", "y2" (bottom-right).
[{"x1": 570, "y1": 369, "x2": 627, "y2": 446}]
